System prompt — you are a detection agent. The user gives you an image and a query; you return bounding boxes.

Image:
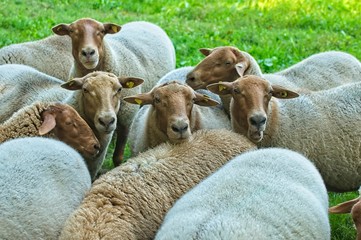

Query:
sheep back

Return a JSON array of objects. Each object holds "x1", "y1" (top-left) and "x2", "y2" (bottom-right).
[
  {"x1": 0, "y1": 35, "x2": 73, "y2": 81},
  {"x1": 0, "y1": 137, "x2": 91, "y2": 240},
  {"x1": 155, "y1": 148, "x2": 330, "y2": 240},
  {"x1": 0, "y1": 64, "x2": 69, "y2": 122},
  {"x1": 105, "y1": 21, "x2": 176, "y2": 93},
  {"x1": 59, "y1": 129, "x2": 256, "y2": 240}
]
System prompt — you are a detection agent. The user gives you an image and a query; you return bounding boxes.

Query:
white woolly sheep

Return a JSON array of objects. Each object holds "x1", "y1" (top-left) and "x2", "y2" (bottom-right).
[
  {"x1": 329, "y1": 187, "x2": 361, "y2": 240},
  {"x1": 0, "y1": 101, "x2": 100, "y2": 159},
  {"x1": 0, "y1": 137, "x2": 91, "y2": 240},
  {"x1": 0, "y1": 35, "x2": 73, "y2": 80},
  {"x1": 59, "y1": 129, "x2": 257, "y2": 240},
  {"x1": 124, "y1": 70, "x2": 231, "y2": 155},
  {"x1": 155, "y1": 148, "x2": 330, "y2": 240},
  {"x1": 52, "y1": 18, "x2": 176, "y2": 164},
  {"x1": 207, "y1": 74, "x2": 361, "y2": 192},
  {"x1": 0, "y1": 64, "x2": 143, "y2": 180},
  {"x1": 186, "y1": 46, "x2": 361, "y2": 114}
]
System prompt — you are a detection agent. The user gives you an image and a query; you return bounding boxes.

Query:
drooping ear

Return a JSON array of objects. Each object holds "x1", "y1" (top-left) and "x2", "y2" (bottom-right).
[
  {"x1": 235, "y1": 62, "x2": 247, "y2": 77},
  {"x1": 207, "y1": 82, "x2": 233, "y2": 95},
  {"x1": 119, "y1": 77, "x2": 144, "y2": 89},
  {"x1": 199, "y1": 48, "x2": 212, "y2": 56},
  {"x1": 61, "y1": 78, "x2": 84, "y2": 90},
  {"x1": 193, "y1": 92, "x2": 219, "y2": 106},
  {"x1": 272, "y1": 85, "x2": 299, "y2": 99},
  {"x1": 52, "y1": 24, "x2": 71, "y2": 36},
  {"x1": 123, "y1": 93, "x2": 153, "y2": 105},
  {"x1": 103, "y1": 23, "x2": 122, "y2": 34},
  {"x1": 39, "y1": 111, "x2": 56, "y2": 135},
  {"x1": 329, "y1": 197, "x2": 360, "y2": 213}
]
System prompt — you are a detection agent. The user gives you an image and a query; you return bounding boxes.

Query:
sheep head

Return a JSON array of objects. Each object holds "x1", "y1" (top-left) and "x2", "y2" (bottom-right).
[
  {"x1": 186, "y1": 46, "x2": 250, "y2": 90},
  {"x1": 61, "y1": 71, "x2": 143, "y2": 137},
  {"x1": 52, "y1": 18, "x2": 121, "y2": 71},
  {"x1": 39, "y1": 103, "x2": 100, "y2": 158},
  {"x1": 207, "y1": 75, "x2": 298, "y2": 142},
  {"x1": 124, "y1": 81, "x2": 219, "y2": 143}
]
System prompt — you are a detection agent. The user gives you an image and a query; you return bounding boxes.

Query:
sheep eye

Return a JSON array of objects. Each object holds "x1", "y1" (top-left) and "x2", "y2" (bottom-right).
[
  {"x1": 83, "y1": 88, "x2": 89, "y2": 93},
  {"x1": 117, "y1": 87, "x2": 122, "y2": 93},
  {"x1": 233, "y1": 88, "x2": 241, "y2": 94},
  {"x1": 225, "y1": 61, "x2": 231, "y2": 66},
  {"x1": 65, "y1": 120, "x2": 72, "y2": 125}
]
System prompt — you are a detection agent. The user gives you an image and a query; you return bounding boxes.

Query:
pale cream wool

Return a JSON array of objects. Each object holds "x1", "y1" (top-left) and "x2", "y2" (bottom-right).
[{"x1": 59, "y1": 129, "x2": 257, "y2": 240}]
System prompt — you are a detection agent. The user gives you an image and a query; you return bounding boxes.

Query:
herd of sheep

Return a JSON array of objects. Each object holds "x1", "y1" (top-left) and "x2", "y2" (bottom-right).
[{"x1": 0, "y1": 17, "x2": 360, "y2": 240}]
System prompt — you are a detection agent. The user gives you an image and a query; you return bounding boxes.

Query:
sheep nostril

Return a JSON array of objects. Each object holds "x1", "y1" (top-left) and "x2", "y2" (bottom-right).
[
  {"x1": 94, "y1": 143, "x2": 101, "y2": 151},
  {"x1": 89, "y1": 49, "x2": 95, "y2": 56},
  {"x1": 171, "y1": 124, "x2": 188, "y2": 134},
  {"x1": 250, "y1": 116, "x2": 266, "y2": 128},
  {"x1": 81, "y1": 50, "x2": 87, "y2": 57}
]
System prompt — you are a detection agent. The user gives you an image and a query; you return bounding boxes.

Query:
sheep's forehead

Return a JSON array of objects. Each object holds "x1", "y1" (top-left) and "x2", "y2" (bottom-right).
[
  {"x1": 235, "y1": 77, "x2": 271, "y2": 94},
  {"x1": 156, "y1": 83, "x2": 192, "y2": 97},
  {"x1": 71, "y1": 18, "x2": 102, "y2": 30},
  {"x1": 85, "y1": 76, "x2": 120, "y2": 90}
]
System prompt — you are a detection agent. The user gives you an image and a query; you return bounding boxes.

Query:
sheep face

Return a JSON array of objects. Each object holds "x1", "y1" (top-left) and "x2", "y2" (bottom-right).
[
  {"x1": 186, "y1": 46, "x2": 249, "y2": 90},
  {"x1": 61, "y1": 72, "x2": 121, "y2": 136},
  {"x1": 52, "y1": 18, "x2": 121, "y2": 70},
  {"x1": 40, "y1": 103, "x2": 100, "y2": 158},
  {"x1": 124, "y1": 81, "x2": 219, "y2": 143},
  {"x1": 207, "y1": 75, "x2": 298, "y2": 142}
]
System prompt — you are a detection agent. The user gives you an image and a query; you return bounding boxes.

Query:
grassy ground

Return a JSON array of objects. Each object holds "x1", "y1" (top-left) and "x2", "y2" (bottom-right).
[{"x1": 1, "y1": 0, "x2": 360, "y2": 239}]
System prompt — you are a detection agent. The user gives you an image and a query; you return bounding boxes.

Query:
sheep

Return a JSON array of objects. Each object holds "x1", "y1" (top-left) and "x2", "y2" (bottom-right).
[
  {"x1": 329, "y1": 187, "x2": 361, "y2": 240},
  {"x1": 59, "y1": 129, "x2": 257, "y2": 240},
  {"x1": 186, "y1": 46, "x2": 361, "y2": 114},
  {"x1": 0, "y1": 35, "x2": 73, "y2": 80},
  {"x1": 155, "y1": 148, "x2": 330, "y2": 240},
  {"x1": 207, "y1": 74, "x2": 361, "y2": 192},
  {"x1": 0, "y1": 137, "x2": 91, "y2": 240},
  {"x1": 0, "y1": 101, "x2": 100, "y2": 159},
  {"x1": 123, "y1": 69, "x2": 231, "y2": 155},
  {"x1": 52, "y1": 18, "x2": 176, "y2": 164},
  {"x1": 0, "y1": 64, "x2": 144, "y2": 180}
]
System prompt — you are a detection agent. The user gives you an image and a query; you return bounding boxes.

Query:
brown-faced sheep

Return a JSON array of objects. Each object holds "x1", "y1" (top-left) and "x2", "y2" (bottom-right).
[
  {"x1": 124, "y1": 80, "x2": 231, "y2": 155},
  {"x1": 59, "y1": 129, "x2": 256, "y2": 240},
  {"x1": 207, "y1": 74, "x2": 361, "y2": 192},
  {"x1": 0, "y1": 101, "x2": 100, "y2": 159}
]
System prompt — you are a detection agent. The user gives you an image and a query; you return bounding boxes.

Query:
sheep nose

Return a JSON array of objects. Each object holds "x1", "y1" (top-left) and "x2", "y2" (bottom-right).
[
  {"x1": 98, "y1": 116, "x2": 115, "y2": 128},
  {"x1": 171, "y1": 122, "x2": 189, "y2": 134},
  {"x1": 81, "y1": 48, "x2": 96, "y2": 57},
  {"x1": 249, "y1": 115, "x2": 266, "y2": 128},
  {"x1": 94, "y1": 143, "x2": 101, "y2": 151}
]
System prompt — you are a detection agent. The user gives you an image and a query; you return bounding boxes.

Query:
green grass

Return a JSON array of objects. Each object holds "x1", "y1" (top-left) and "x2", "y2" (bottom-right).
[{"x1": 1, "y1": 0, "x2": 360, "y2": 238}]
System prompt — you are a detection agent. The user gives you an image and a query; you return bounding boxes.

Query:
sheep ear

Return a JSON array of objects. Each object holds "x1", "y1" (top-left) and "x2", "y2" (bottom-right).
[
  {"x1": 104, "y1": 23, "x2": 121, "y2": 34},
  {"x1": 235, "y1": 63, "x2": 246, "y2": 77},
  {"x1": 123, "y1": 93, "x2": 153, "y2": 105},
  {"x1": 61, "y1": 78, "x2": 84, "y2": 90},
  {"x1": 329, "y1": 197, "x2": 360, "y2": 213},
  {"x1": 272, "y1": 85, "x2": 299, "y2": 99},
  {"x1": 207, "y1": 82, "x2": 232, "y2": 95},
  {"x1": 39, "y1": 111, "x2": 56, "y2": 135},
  {"x1": 119, "y1": 77, "x2": 144, "y2": 89},
  {"x1": 194, "y1": 92, "x2": 219, "y2": 106},
  {"x1": 52, "y1": 24, "x2": 70, "y2": 36},
  {"x1": 199, "y1": 48, "x2": 212, "y2": 56}
]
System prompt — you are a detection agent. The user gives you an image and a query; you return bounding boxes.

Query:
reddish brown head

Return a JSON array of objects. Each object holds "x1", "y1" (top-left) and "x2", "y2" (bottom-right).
[
  {"x1": 207, "y1": 74, "x2": 298, "y2": 142},
  {"x1": 186, "y1": 46, "x2": 251, "y2": 90},
  {"x1": 124, "y1": 81, "x2": 219, "y2": 143},
  {"x1": 52, "y1": 18, "x2": 121, "y2": 71},
  {"x1": 39, "y1": 103, "x2": 100, "y2": 158}
]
